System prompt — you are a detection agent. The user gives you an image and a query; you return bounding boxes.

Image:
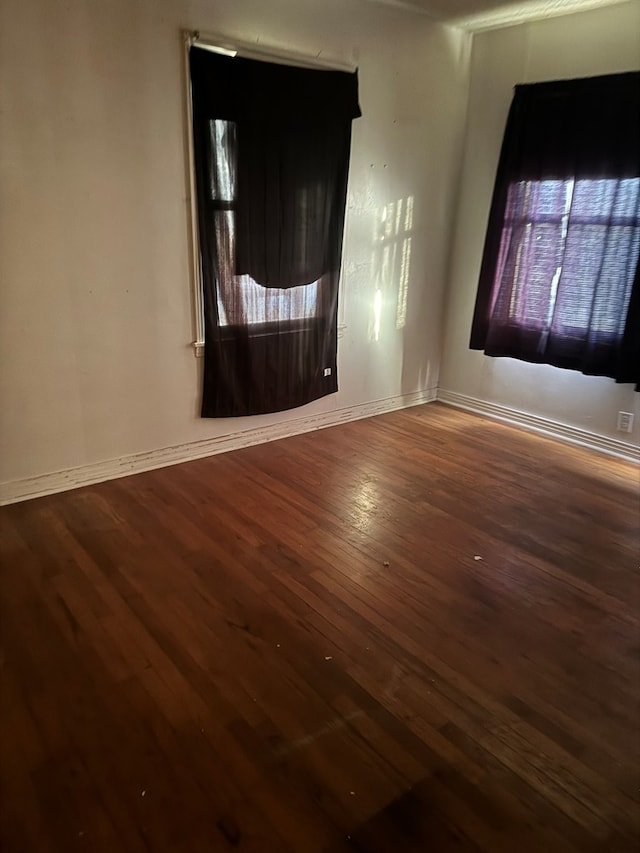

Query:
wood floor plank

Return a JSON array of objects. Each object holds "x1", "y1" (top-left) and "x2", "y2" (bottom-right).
[{"x1": 1, "y1": 403, "x2": 638, "y2": 851}]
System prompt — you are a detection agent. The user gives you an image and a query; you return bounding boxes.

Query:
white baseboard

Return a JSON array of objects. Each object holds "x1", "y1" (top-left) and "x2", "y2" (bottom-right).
[
  {"x1": 437, "y1": 389, "x2": 639, "y2": 464},
  {"x1": 0, "y1": 387, "x2": 437, "y2": 505}
]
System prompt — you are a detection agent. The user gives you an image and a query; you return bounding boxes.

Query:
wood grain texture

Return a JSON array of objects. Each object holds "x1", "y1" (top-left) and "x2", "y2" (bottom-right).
[{"x1": 1, "y1": 403, "x2": 638, "y2": 852}]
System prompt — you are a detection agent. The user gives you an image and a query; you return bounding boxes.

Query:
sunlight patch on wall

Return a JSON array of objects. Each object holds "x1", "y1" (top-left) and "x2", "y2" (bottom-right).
[{"x1": 369, "y1": 196, "x2": 414, "y2": 342}]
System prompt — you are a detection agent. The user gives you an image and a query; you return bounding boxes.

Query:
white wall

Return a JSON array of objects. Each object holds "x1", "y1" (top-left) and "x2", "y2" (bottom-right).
[
  {"x1": 0, "y1": 0, "x2": 471, "y2": 494},
  {"x1": 440, "y1": 1, "x2": 640, "y2": 449}
]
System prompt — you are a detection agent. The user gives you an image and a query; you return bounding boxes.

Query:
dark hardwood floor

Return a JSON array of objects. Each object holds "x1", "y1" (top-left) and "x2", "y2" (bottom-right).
[{"x1": 1, "y1": 403, "x2": 638, "y2": 852}]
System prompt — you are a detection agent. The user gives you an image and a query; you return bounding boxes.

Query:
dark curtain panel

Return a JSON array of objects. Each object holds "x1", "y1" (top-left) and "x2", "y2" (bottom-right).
[
  {"x1": 189, "y1": 48, "x2": 361, "y2": 416},
  {"x1": 470, "y1": 72, "x2": 640, "y2": 388}
]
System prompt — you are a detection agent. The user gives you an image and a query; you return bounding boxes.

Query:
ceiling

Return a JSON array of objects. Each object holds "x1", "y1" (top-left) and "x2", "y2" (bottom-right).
[{"x1": 365, "y1": 0, "x2": 632, "y2": 31}]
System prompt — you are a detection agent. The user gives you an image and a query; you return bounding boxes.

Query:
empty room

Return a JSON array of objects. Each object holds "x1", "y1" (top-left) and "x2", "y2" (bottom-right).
[{"x1": 1, "y1": 0, "x2": 639, "y2": 850}]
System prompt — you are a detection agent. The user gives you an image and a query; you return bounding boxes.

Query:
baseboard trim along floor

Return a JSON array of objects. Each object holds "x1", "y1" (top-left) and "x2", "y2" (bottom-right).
[
  {"x1": 437, "y1": 388, "x2": 639, "y2": 465},
  {"x1": 0, "y1": 387, "x2": 437, "y2": 505}
]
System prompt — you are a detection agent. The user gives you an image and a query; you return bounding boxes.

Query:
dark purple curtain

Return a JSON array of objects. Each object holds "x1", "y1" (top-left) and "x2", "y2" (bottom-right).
[
  {"x1": 189, "y1": 48, "x2": 361, "y2": 417},
  {"x1": 470, "y1": 72, "x2": 640, "y2": 388}
]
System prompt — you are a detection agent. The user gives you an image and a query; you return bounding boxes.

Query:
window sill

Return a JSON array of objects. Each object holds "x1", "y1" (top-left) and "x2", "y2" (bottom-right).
[{"x1": 193, "y1": 323, "x2": 347, "y2": 356}]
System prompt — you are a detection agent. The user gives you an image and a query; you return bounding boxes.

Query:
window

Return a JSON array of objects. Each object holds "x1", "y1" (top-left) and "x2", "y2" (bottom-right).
[
  {"x1": 495, "y1": 177, "x2": 639, "y2": 337},
  {"x1": 470, "y1": 72, "x2": 640, "y2": 388},
  {"x1": 208, "y1": 119, "x2": 320, "y2": 329},
  {"x1": 188, "y1": 43, "x2": 361, "y2": 417}
]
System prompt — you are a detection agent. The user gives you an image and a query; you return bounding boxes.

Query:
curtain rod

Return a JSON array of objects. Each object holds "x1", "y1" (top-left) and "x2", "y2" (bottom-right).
[{"x1": 186, "y1": 30, "x2": 357, "y2": 74}]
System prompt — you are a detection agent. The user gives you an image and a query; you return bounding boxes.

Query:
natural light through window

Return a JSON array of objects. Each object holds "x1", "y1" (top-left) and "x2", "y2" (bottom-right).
[
  {"x1": 497, "y1": 177, "x2": 640, "y2": 336},
  {"x1": 209, "y1": 119, "x2": 320, "y2": 327}
]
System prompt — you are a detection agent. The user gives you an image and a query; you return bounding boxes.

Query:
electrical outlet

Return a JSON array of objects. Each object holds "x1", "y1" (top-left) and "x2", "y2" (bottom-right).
[
  {"x1": 616, "y1": 411, "x2": 634, "y2": 433},
  {"x1": 323, "y1": 368, "x2": 332, "y2": 377}
]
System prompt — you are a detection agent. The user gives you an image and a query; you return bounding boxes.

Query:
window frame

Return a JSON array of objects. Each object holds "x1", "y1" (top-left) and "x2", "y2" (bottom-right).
[{"x1": 206, "y1": 118, "x2": 324, "y2": 334}]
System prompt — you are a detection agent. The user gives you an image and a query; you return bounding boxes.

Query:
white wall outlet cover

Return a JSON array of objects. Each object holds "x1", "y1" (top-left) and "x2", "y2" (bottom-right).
[{"x1": 616, "y1": 411, "x2": 634, "y2": 433}]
